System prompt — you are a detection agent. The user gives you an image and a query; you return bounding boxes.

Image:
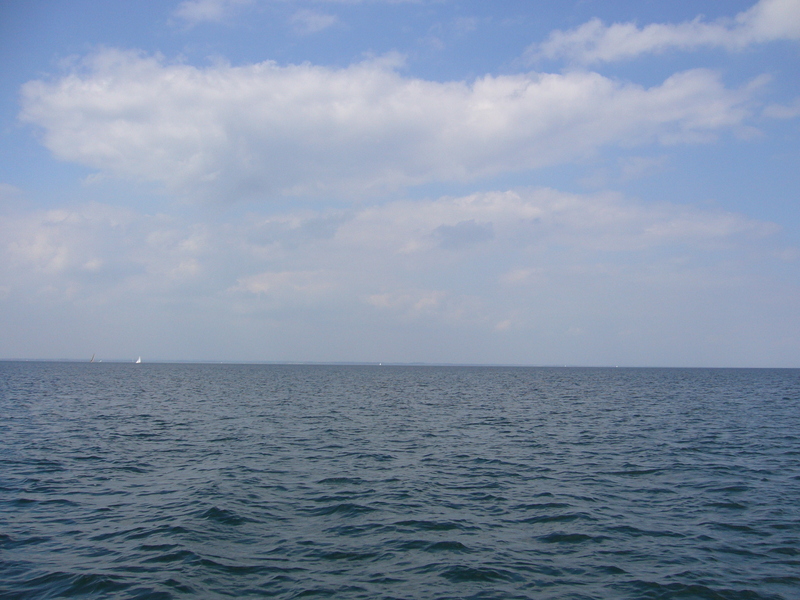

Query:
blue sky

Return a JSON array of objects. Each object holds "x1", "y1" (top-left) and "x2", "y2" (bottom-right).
[{"x1": 1, "y1": 0, "x2": 799, "y2": 366}]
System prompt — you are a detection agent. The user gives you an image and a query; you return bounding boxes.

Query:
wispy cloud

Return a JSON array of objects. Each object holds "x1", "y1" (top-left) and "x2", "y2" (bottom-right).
[
  {"x1": 290, "y1": 9, "x2": 338, "y2": 34},
  {"x1": 173, "y1": 0, "x2": 253, "y2": 26},
  {"x1": 763, "y1": 97, "x2": 800, "y2": 118},
  {"x1": 20, "y1": 49, "x2": 757, "y2": 202},
  {"x1": 281, "y1": 0, "x2": 424, "y2": 3},
  {"x1": 453, "y1": 16, "x2": 478, "y2": 35},
  {"x1": 0, "y1": 183, "x2": 23, "y2": 207},
  {"x1": 530, "y1": 0, "x2": 800, "y2": 64},
  {"x1": 618, "y1": 155, "x2": 669, "y2": 182}
]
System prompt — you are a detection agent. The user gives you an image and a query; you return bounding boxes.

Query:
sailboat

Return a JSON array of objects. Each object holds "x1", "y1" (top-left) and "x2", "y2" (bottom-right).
[
  {"x1": 135, "y1": 357, "x2": 141, "y2": 364},
  {"x1": 90, "y1": 353, "x2": 95, "y2": 363}
]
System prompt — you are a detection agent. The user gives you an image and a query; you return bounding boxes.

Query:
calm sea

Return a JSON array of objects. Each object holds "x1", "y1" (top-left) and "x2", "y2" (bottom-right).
[{"x1": 1, "y1": 363, "x2": 798, "y2": 599}]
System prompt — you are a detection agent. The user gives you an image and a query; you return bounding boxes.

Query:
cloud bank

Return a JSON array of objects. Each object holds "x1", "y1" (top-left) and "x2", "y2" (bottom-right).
[
  {"x1": 0, "y1": 189, "x2": 780, "y2": 311},
  {"x1": 20, "y1": 49, "x2": 754, "y2": 201},
  {"x1": 533, "y1": 0, "x2": 800, "y2": 64},
  {"x1": 1, "y1": 187, "x2": 792, "y2": 363}
]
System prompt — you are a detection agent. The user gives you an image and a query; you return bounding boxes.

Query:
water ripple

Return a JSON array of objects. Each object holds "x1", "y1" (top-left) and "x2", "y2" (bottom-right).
[{"x1": 1, "y1": 363, "x2": 798, "y2": 599}]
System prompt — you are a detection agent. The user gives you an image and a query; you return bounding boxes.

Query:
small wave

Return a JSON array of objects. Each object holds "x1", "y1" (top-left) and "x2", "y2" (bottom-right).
[
  {"x1": 762, "y1": 575, "x2": 800, "y2": 584},
  {"x1": 114, "y1": 464, "x2": 149, "y2": 473},
  {"x1": 120, "y1": 432, "x2": 161, "y2": 439},
  {"x1": 199, "y1": 506, "x2": 249, "y2": 525},
  {"x1": 538, "y1": 532, "x2": 606, "y2": 544},
  {"x1": 344, "y1": 452, "x2": 395, "y2": 462},
  {"x1": 439, "y1": 564, "x2": 521, "y2": 583},
  {"x1": 13, "y1": 571, "x2": 130, "y2": 598},
  {"x1": 392, "y1": 539, "x2": 472, "y2": 553},
  {"x1": 124, "y1": 524, "x2": 190, "y2": 541},
  {"x1": 138, "y1": 543, "x2": 180, "y2": 552},
  {"x1": 325, "y1": 522, "x2": 391, "y2": 537},
  {"x1": 71, "y1": 454, "x2": 104, "y2": 461},
  {"x1": 366, "y1": 574, "x2": 404, "y2": 584},
  {"x1": 606, "y1": 525, "x2": 685, "y2": 538},
  {"x1": 313, "y1": 550, "x2": 380, "y2": 562},
  {"x1": 291, "y1": 589, "x2": 336, "y2": 598},
  {"x1": 452, "y1": 480, "x2": 503, "y2": 490},
  {"x1": 198, "y1": 557, "x2": 302, "y2": 575},
  {"x1": 711, "y1": 485, "x2": 750, "y2": 493},
  {"x1": 163, "y1": 577, "x2": 195, "y2": 594},
  {"x1": 703, "y1": 522, "x2": 768, "y2": 536},
  {"x1": 317, "y1": 477, "x2": 365, "y2": 486},
  {"x1": 305, "y1": 503, "x2": 376, "y2": 517},
  {"x1": 520, "y1": 512, "x2": 595, "y2": 524},
  {"x1": 90, "y1": 527, "x2": 146, "y2": 542},
  {"x1": 14, "y1": 497, "x2": 78, "y2": 507},
  {"x1": 394, "y1": 519, "x2": 474, "y2": 532},
  {"x1": 606, "y1": 468, "x2": 662, "y2": 476},
  {"x1": 769, "y1": 546, "x2": 799, "y2": 556},
  {"x1": 717, "y1": 546, "x2": 762, "y2": 558},
  {"x1": 31, "y1": 459, "x2": 66, "y2": 472},
  {"x1": 142, "y1": 549, "x2": 200, "y2": 564},
  {"x1": 624, "y1": 580, "x2": 783, "y2": 600},
  {"x1": 0, "y1": 534, "x2": 49, "y2": 549},
  {"x1": 425, "y1": 541, "x2": 472, "y2": 553},
  {"x1": 291, "y1": 585, "x2": 367, "y2": 598},
  {"x1": 310, "y1": 494, "x2": 363, "y2": 503},
  {"x1": 706, "y1": 501, "x2": 747, "y2": 509},
  {"x1": 597, "y1": 564, "x2": 627, "y2": 574},
  {"x1": 514, "y1": 502, "x2": 572, "y2": 510}
]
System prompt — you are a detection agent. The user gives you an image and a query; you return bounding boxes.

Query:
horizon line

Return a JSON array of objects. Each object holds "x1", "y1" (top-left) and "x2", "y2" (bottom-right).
[{"x1": 0, "y1": 359, "x2": 795, "y2": 369}]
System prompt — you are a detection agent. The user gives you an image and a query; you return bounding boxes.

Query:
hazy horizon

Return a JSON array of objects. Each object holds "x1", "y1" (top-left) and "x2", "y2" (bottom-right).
[{"x1": 4, "y1": 359, "x2": 798, "y2": 370}]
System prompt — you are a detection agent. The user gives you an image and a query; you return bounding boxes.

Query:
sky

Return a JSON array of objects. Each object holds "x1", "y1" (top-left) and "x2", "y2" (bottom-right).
[{"x1": 0, "y1": 0, "x2": 799, "y2": 366}]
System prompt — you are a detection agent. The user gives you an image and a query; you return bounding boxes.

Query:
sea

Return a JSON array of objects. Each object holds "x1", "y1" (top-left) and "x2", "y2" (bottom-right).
[{"x1": 1, "y1": 362, "x2": 798, "y2": 600}]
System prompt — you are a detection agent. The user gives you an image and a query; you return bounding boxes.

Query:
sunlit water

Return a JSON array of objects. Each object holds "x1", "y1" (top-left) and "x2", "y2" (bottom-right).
[{"x1": 1, "y1": 363, "x2": 798, "y2": 599}]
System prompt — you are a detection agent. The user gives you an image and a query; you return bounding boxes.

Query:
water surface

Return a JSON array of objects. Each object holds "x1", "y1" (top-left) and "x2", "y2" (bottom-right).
[{"x1": 1, "y1": 363, "x2": 798, "y2": 599}]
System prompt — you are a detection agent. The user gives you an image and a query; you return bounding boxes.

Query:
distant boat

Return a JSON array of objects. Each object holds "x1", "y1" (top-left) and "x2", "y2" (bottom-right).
[
  {"x1": 90, "y1": 354, "x2": 95, "y2": 363},
  {"x1": 135, "y1": 357, "x2": 141, "y2": 364}
]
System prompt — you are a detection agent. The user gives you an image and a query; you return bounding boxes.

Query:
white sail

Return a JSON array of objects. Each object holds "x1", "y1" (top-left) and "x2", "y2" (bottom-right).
[{"x1": 135, "y1": 356, "x2": 141, "y2": 364}]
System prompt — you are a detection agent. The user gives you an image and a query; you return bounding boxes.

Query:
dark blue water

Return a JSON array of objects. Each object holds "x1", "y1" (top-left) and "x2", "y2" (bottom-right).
[{"x1": 1, "y1": 363, "x2": 798, "y2": 599}]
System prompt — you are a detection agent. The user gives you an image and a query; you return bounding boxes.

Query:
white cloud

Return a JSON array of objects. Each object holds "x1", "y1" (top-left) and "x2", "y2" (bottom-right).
[
  {"x1": 366, "y1": 290, "x2": 447, "y2": 314},
  {"x1": 532, "y1": 0, "x2": 800, "y2": 64},
  {"x1": 453, "y1": 16, "x2": 479, "y2": 35},
  {"x1": 494, "y1": 319, "x2": 512, "y2": 331},
  {"x1": 0, "y1": 203, "x2": 216, "y2": 302},
  {"x1": 290, "y1": 9, "x2": 338, "y2": 33},
  {"x1": 280, "y1": 0, "x2": 423, "y2": 3},
  {"x1": 580, "y1": 155, "x2": 670, "y2": 188},
  {"x1": 433, "y1": 220, "x2": 494, "y2": 250},
  {"x1": 618, "y1": 155, "x2": 669, "y2": 182},
  {"x1": 334, "y1": 188, "x2": 776, "y2": 258},
  {"x1": 173, "y1": 0, "x2": 253, "y2": 25},
  {"x1": 20, "y1": 49, "x2": 756, "y2": 201},
  {"x1": 763, "y1": 97, "x2": 800, "y2": 118},
  {"x1": 2, "y1": 188, "x2": 774, "y2": 303},
  {"x1": 232, "y1": 270, "x2": 334, "y2": 298},
  {"x1": 172, "y1": 0, "x2": 415, "y2": 27},
  {"x1": 1, "y1": 188, "x2": 792, "y2": 364},
  {"x1": 0, "y1": 183, "x2": 23, "y2": 207}
]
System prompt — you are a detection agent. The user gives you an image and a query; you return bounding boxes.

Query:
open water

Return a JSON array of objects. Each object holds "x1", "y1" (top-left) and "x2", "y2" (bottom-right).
[{"x1": 1, "y1": 362, "x2": 799, "y2": 599}]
